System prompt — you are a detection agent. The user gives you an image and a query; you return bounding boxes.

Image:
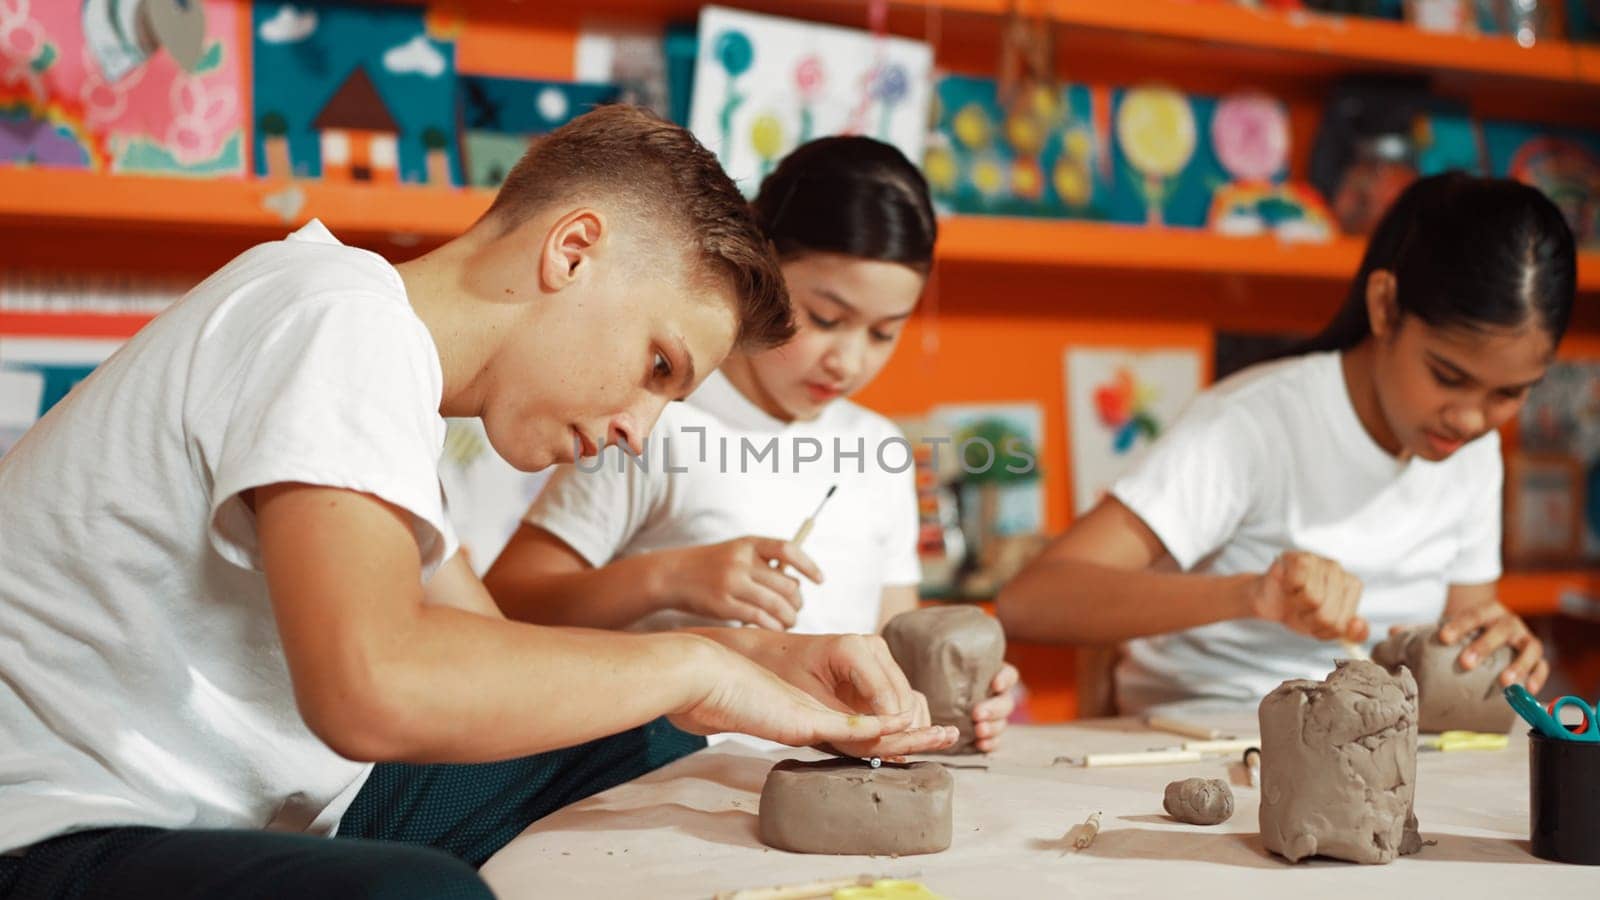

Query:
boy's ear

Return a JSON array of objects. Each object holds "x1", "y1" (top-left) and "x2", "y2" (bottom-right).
[
  {"x1": 1365, "y1": 268, "x2": 1400, "y2": 340},
  {"x1": 539, "y1": 209, "x2": 604, "y2": 291}
]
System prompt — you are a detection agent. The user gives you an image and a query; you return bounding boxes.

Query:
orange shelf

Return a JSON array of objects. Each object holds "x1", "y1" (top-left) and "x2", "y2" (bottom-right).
[
  {"x1": 1049, "y1": 0, "x2": 1590, "y2": 87},
  {"x1": 4, "y1": 169, "x2": 1598, "y2": 289},
  {"x1": 1501, "y1": 570, "x2": 1600, "y2": 616},
  {"x1": 0, "y1": 167, "x2": 490, "y2": 242},
  {"x1": 576, "y1": 0, "x2": 1598, "y2": 88}
]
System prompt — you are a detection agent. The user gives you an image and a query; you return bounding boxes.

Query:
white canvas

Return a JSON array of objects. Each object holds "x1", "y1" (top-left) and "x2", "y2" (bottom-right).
[
  {"x1": 688, "y1": 6, "x2": 932, "y2": 195},
  {"x1": 1064, "y1": 347, "x2": 1202, "y2": 516}
]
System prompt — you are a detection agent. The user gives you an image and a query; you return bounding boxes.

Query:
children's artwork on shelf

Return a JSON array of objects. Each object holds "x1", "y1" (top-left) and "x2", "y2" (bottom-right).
[
  {"x1": 1203, "y1": 91, "x2": 1332, "y2": 241},
  {"x1": 0, "y1": 0, "x2": 244, "y2": 176},
  {"x1": 893, "y1": 415, "x2": 967, "y2": 597},
  {"x1": 574, "y1": 22, "x2": 669, "y2": 121},
  {"x1": 1482, "y1": 121, "x2": 1600, "y2": 248},
  {"x1": 1518, "y1": 361, "x2": 1600, "y2": 561},
  {"x1": 0, "y1": 337, "x2": 120, "y2": 456},
  {"x1": 1064, "y1": 347, "x2": 1203, "y2": 515},
  {"x1": 923, "y1": 74, "x2": 1110, "y2": 220},
  {"x1": 252, "y1": 2, "x2": 460, "y2": 185},
  {"x1": 687, "y1": 5, "x2": 932, "y2": 195},
  {"x1": 1415, "y1": 101, "x2": 1483, "y2": 176},
  {"x1": 1105, "y1": 85, "x2": 1243, "y2": 229},
  {"x1": 459, "y1": 76, "x2": 619, "y2": 188}
]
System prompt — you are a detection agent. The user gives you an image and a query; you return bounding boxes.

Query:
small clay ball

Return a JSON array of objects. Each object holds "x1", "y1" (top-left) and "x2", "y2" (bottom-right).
[{"x1": 1163, "y1": 777, "x2": 1234, "y2": 825}]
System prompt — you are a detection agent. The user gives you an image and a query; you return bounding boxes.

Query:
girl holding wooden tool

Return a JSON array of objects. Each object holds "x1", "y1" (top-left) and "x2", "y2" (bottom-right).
[
  {"x1": 999, "y1": 174, "x2": 1571, "y2": 713},
  {"x1": 487, "y1": 137, "x2": 1017, "y2": 752}
]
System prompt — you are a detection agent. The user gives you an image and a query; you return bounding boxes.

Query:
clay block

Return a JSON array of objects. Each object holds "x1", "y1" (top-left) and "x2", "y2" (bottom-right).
[
  {"x1": 1371, "y1": 625, "x2": 1514, "y2": 734},
  {"x1": 1163, "y1": 777, "x2": 1234, "y2": 825},
  {"x1": 882, "y1": 605, "x2": 1005, "y2": 754},
  {"x1": 1258, "y1": 660, "x2": 1423, "y2": 864},
  {"x1": 757, "y1": 759, "x2": 954, "y2": 856}
]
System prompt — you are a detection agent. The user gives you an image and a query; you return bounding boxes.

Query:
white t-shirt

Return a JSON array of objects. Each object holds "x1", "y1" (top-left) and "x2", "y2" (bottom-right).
[
  {"x1": 1111, "y1": 351, "x2": 1502, "y2": 713},
  {"x1": 526, "y1": 370, "x2": 921, "y2": 636},
  {"x1": 0, "y1": 221, "x2": 456, "y2": 854}
]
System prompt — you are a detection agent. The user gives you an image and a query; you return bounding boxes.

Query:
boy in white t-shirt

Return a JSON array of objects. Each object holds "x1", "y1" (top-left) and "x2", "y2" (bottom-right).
[
  {"x1": 487, "y1": 138, "x2": 1018, "y2": 752},
  {"x1": 999, "y1": 174, "x2": 1572, "y2": 713},
  {"x1": 0, "y1": 108, "x2": 954, "y2": 900}
]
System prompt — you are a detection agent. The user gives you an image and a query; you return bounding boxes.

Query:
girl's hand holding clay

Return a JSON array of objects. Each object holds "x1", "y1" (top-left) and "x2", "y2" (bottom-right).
[
  {"x1": 970, "y1": 663, "x2": 1020, "y2": 753},
  {"x1": 1250, "y1": 551, "x2": 1369, "y2": 643},
  {"x1": 1436, "y1": 603, "x2": 1548, "y2": 692},
  {"x1": 654, "y1": 536, "x2": 823, "y2": 631},
  {"x1": 665, "y1": 635, "x2": 914, "y2": 749}
]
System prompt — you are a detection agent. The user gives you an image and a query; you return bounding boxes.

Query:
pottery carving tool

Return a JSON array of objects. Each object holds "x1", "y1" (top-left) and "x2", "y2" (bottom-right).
[
  {"x1": 1242, "y1": 747, "x2": 1260, "y2": 787},
  {"x1": 1144, "y1": 714, "x2": 1231, "y2": 741},
  {"x1": 790, "y1": 484, "x2": 836, "y2": 548}
]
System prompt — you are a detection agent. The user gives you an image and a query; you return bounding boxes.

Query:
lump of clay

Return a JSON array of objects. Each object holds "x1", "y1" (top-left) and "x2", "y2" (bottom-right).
[
  {"x1": 883, "y1": 605, "x2": 1005, "y2": 754},
  {"x1": 1163, "y1": 777, "x2": 1234, "y2": 825},
  {"x1": 758, "y1": 759, "x2": 954, "y2": 856},
  {"x1": 1258, "y1": 659, "x2": 1422, "y2": 865},
  {"x1": 1371, "y1": 625, "x2": 1514, "y2": 734}
]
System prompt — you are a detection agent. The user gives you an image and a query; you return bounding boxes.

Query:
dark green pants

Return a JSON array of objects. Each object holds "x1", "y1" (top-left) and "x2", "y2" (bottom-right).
[{"x1": 0, "y1": 718, "x2": 703, "y2": 900}]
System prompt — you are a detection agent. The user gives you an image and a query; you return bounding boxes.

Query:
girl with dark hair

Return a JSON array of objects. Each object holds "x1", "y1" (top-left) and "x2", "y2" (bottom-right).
[
  {"x1": 999, "y1": 173, "x2": 1575, "y2": 713},
  {"x1": 488, "y1": 137, "x2": 1017, "y2": 753}
]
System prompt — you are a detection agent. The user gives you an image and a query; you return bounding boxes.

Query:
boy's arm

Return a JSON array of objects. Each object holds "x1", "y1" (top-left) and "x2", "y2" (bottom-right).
[
  {"x1": 486, "y1": 525, "x2": 817, "y2": 632},
  {"x1": 256, "y1": 482, "x2": 912, "y2": 763},
  {"x1": 423, "y1": 551, "x2": 505, "y2": 619}
]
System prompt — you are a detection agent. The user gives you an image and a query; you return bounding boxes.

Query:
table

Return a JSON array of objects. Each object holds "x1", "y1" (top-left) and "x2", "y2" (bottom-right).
[{"x1": 481, "y1": 715, "x2": 1589, "y2": 898}]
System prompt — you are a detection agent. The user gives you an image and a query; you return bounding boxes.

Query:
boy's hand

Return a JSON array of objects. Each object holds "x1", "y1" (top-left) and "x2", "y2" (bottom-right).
[
  {"x1": 667, "y1": 639, "x2": 913, "y2": 749},
  {"x1": 1437, "y1": 604, "x2": 1548, "y2": 692},
  {"x1": 653, "y1": 537, "x2": 823, "y2": 630},
  {"x1": 971, "y1": 663, "x2": 1020, "y2": 753},
  {"x1": 1250, "y1": 551, "x2": 1369, "y2": 643},
  {"x1": 695, "y1": 629, "x2": 959, "y2": 759}
]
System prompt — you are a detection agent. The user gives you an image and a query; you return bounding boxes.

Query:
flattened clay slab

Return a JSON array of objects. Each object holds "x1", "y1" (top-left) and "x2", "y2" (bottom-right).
[
  {"x1": 1371, "y1": 625, "x2": 1514, "y2": 733},
  {"x1": 1163, "y1": 777, "x2": 1234, "y2": 825},
  {"x1": 1258, "y1": 660, "x2": 1422, "y2": 864},
  {"x1": 758, "y1": 759, "x2": 954, "y2": 856},
  {"x1": 883, "y1": 605, "x2": 1005, "y2": 754}
]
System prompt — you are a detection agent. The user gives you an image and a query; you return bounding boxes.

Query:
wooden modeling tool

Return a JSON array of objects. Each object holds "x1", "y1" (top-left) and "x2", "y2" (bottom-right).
[
  {"x1": 792, "y1": 484, "x2": 837, "y2": 547},
  {"x1": 1144, "y1": 714, "x2": 1231, "y2": 741}
]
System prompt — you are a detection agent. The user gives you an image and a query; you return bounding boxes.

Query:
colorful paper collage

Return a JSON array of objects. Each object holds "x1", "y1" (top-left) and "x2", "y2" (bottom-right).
[
  {"x1": 1481, "y1": 120, "x2": 1600, "y2": 248},
  {"x1": 924, "y1": 75, "x2": 1110, "y2": 220},
  {"x1": 1518, "y1": 361, "x2": 1600, "y2": 561},
  {"x1": 687, "y1": 5, "x2": 932, "y2": 196},
  {"x1": 1064, "y1": 347, "x2": 1203, "y2": 516},
  {"x1": 459, "y1": 76, "x2": 620, "y2": 188},
  {"x1": 0, "y1": 0, "x2": 245, "y2": 176},
  {"x1": 251, "y1": 2, "x2": 460, "y2": 185}
]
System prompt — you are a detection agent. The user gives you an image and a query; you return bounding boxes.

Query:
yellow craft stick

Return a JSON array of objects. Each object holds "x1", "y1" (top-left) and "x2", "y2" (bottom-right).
[
  {"x1": 1181, "y1": 738, "x2": 1259, "y2": 754},
  {"x1": 1339, "y1": 640, "x2": 1370, "y2": 662},
  {"x1": 791, "y1": 484, "x2": 837, "y2": 548},
  {"x1": 715, "y1": 875, "x2": 874, "y2": 900},
  {"x1": 1080, "y1": 748, "x2": 1206, "y2": 767}
]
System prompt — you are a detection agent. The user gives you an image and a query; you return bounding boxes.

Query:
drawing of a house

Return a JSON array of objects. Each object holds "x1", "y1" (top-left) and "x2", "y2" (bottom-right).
[{"x1": 314, "y1": 68, "x2": 399, "y2": 183}]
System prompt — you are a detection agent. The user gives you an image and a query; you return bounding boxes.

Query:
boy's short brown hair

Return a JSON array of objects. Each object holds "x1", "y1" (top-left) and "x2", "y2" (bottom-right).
[{"x1": 487, "y1": 105, "x2": 793, "y2": 349}]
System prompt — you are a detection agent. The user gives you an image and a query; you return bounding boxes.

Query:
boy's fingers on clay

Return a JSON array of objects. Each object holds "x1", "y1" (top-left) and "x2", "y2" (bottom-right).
[
  {"x1": 972, "y1": 692, "x2": 1014, "y2": 724},
  {"x1": 864, "y1": 636, "x2": 919, "y2": 715},
  {"x1": 841, "y1": 642, "x2": 910, "y2": 718},
  {"x1": 843, "y1": 725, "x2": 959, "y2": 758}
]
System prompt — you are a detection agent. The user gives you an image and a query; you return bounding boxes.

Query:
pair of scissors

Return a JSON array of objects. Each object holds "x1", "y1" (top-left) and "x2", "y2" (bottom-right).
[
  {"x1": 1504, "y1": 685, "x2": 1600, "y2": 741},
  {"x1": 1545, "y1": 694, "x2": 1600, "y2": 741}
]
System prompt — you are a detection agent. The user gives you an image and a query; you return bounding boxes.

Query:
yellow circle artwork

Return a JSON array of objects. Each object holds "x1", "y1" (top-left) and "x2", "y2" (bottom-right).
[
  {"x1": 1116, "y1": 86, "x2": 1196, "y2": 178},
  {"x1": 751, "y1": 114, "x2": 784, "y2": 161}
]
